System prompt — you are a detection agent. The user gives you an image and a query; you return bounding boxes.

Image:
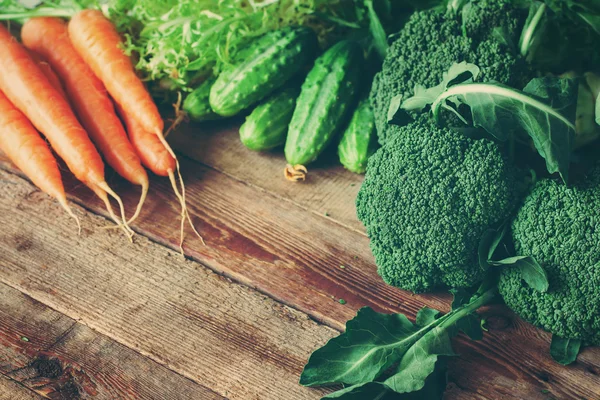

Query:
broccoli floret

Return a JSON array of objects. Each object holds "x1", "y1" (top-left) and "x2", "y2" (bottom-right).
[
  {"x1": 357, "y1": 119, "x2": 522, "y2": 293},
  {"x1": 370, "y1": 0, "x2": 533, "y2": 144},
  {"x1": 499, "y1": 170, "x2": 600, "y2": 345}
]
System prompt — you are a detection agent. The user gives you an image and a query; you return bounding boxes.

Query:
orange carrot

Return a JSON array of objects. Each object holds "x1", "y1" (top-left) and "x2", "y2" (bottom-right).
[
  {"x1": 116, "y1": 102, "x2": 204, "y2": 251},
  {"x1": 69, "y1": 10, "x2": 202, "y2": 250},
  {"x1": 0, "y1": 24, "x2": 131, "y2": 235},
  {"x1": 69, "y1": 10, "x2": 163, "y2": 134},
  {"x1": 28, "y1": 50, "x2": 68, "y2": 101},
  {"x1": 0, "y1": 88, "x2": 80, "y2": 230},
  {"x1": 117, "y1": 103, "x2": 176, "y2": 177},
  {"x1": 22, "y1": 17, "x2": 149, "y2": 224}
]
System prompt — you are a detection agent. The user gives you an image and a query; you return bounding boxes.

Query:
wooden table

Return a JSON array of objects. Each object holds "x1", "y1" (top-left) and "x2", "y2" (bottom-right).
[{"x1": 0, "y1": 119, "x2": 598, "y2": 400}]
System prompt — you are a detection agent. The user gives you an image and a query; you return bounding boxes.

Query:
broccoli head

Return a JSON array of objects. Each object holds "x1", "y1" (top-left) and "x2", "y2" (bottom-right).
[
  {"x1": 499, "y1": 170, "x2": 600, "y2": 345},
  {"x1": 370, "y1": 0, "x2": 533, "y2": 144},
  {"x1": 357, "y1": 119, "x2": 522, "y2": 293}
]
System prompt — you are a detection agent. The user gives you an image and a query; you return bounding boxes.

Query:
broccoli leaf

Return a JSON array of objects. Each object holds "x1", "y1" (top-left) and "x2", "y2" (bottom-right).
[
  {"x1": 399, "y1": 62, "x2": 480, "y2": 112},
  {"x1": 365, "y1": 0, "x2": 388, "y2": 59},
  {"x1": 322, "y1": 382, "x2": 390, "y2": 399},
  {"x1": 519, "y1": 2, "x2": 547, "y2": 59},
  {"x1": 428, "y1": 80, "x2": 577, "y2": 183},
  {"x1": 490, "y1": 256, "x2": 549, "y2": 293},
  {"x1": 455, "y1": 314, "x2": 484, "y2": 341},
  {"x1": 550, "y1": 335, "x2": 582, "y2": 365},
  {"x1": 584, "y1": 72, "x2": 600, "y2": 125},
  {"x1": 383, "y1": 329, "x2": 454, "y2": 393},
  {"x1": 416, "y1": 308, "x2": 440, "y2": 327},
  {"x1": 301, "y1": 287, "x2": 497, "y2": 397},
  {"x1": 478, "y1": 223, "x2": 509, "y2": 271},
  {"x1": 300, "y1": 307, "x2": 424, "y2": 387}
]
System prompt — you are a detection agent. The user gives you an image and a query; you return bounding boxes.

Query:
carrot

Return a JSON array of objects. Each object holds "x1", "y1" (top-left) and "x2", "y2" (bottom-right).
[
  {"x1": 69, "y1": 10, "x2": 202, "y2": 250},
  {"x1": 0, "y1": 89, "x2": 80, "y2": 231},
  {"x1": 22, "y1": 17, "x2": 149, "y2": 224},
  {"x1": 0, "y1": 24, "x2": 131, "y2": 236},
  {"x1": 116, "y1": 102, "x2": 204, "y2": 252},
  {"x1": 28, "y1": 50, "x2": 68, "y2": 101},
  {"x1": 68, "y1": 10, "x2": 163, "y2": 134}
]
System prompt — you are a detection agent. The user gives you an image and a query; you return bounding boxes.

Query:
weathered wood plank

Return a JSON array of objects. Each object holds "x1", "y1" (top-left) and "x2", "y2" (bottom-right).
[
  {"x1": 0, "y1": 169, "x2": 333, "y2": 400},
  {"x1": 1, "y1": 149, "x2": 599, "y2": 399},
  {"x1": 0, "y1": 282, "x2": 226, "y2": 400},
  {"x1": 170, "y1": 120, "x2": 365, "y2": 232},
  {"x1": 0, "y1": 154, "x2": 451, "y2": 330},
  {"x1": 0, "y1": 375, "x2": 43, "y2": 400}
]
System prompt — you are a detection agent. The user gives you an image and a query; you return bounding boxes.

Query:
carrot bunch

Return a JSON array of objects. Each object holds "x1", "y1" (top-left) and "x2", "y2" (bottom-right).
[{"x1": 0, "y1": 12, "x2": 201, "y2": 251}]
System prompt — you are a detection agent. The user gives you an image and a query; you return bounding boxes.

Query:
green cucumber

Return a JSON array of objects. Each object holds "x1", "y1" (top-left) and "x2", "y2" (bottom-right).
[
  {"x1": 239, "y1": 86, "x2": 300, "y2": 151},
  {"x1": 210, "y1": 27, "x2": 318, "y2": 117},
  {"x1": 338, "y1": 99, "x2": 378, "y2": 173},
  {"x1": 285, "y1": 40, "x2": 362, "y2": 169},
  {"x1": 183, "y1": 77, "x2": 222, "y2": 122}
]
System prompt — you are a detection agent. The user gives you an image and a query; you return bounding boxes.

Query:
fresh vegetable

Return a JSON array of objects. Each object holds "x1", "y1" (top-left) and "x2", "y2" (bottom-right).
[
  {"x1": 182, "y1": 77, "x2": 221, "y2": 122},
  {"x1": 209, "y1": 27, "x2": 317, "y2": 117},
  {"x1": 22, "y1": 16, "x2": 149, "y2": 224},
  {"x1": 69, "y1": 10, "x2": 163, "y2": 136},
  {"x1": 0, "y1": 24, "x2": 129, "y2": 233},
  {"x1": 356, "y1": 118, "x2": 523, "y2": 293},
  {"x1": 0, "y1": 89, "x2": 79, "y2": 228},
  {"x1": 370, "y1": 0, "x2": 534, "y2": 144},
  {"x1": 284, "y1": 40, "x2": 362, "y2": 181},
  {"x1": 28, "y1": 50, "x2": 68, "y2": 100},
  {"x1": 399, "y1": 66, "x2": 579, "y2": 184},
  {"x1": 337, "y1": 98, "x2": 377, "y2": 174},
  {"x1": 239, "y1": 86, "x2": 299, "y2": 152},
  {"x1": 301, "y1": 277, "x2": 498, "y2": 398},
  {"x1": 519, "y1": 0, "x2": 600, "y2": 73},
  {"x1": 499, "y1": 170, "x2": 600, "y2": 347},
  {"x1": 68, "y1": 9, "x2": 200, "y2": 249}
]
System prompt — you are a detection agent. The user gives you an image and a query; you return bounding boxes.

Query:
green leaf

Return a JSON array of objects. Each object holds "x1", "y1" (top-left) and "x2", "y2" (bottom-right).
[
  {"x1": 416, "y1": 308, "x2": 440, "y2": 327},
  {"x1": 400, "y1": 62, "x2": 480, "y2": 113},
  {"x1": 584, "y1": 72, "x2": 600, "y2": 125},
  {"x1": 490, "y1": 256, "x2": 549, "y2": 292},
  {"x1": 365, "y1": 0, "x2": 388, "y2": 59},
  {"x1": 302, "y1": 288, "x2": 497, "y2": 397},
  {"x1": 456, "y1": 314, "x2": 483, "y2": 341},
  {"x1": 478, "y1": 223, "x2": 508, "y2": 271},
  {"x1": 384, "y1": 328, "x2": 454, "y2": 393},
  {"x1": 300, "y1": 307, "x2": 423, "y2": 387},
  {"x1": 449, "y1": 288, "x2": 471, "y2": 310},
  {"x1": 550, "y1": 336, "x2": 582, "y2": 365},
  {"x1": 323, "y1": 370, "x2": 447, "y2": 400},
  {"x1": 387, "y1": 94, "x2": 403, "y2": 123},
  {"x1": 430, "y1": 80, "x2": 577, "y2": 183},
  {"x1": 322, "y1": 382, "x2": 390, "y2": 399},
  {"x1": 519, "y1": 2, "x2": 547, "y2": 58}
]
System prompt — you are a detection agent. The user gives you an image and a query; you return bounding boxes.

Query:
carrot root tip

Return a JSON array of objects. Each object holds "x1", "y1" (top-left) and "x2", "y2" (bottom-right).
[
  {"x1": 60, "y1": 198, "x2": 81, "y2": 235},
  {"x1": 127, "y1": 180, "x2": 149, "y2": 225}
]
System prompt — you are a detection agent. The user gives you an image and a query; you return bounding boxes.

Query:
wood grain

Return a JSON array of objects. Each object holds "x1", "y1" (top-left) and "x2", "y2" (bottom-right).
[
  {"x1": 0, "y1": 375, "x2": 42, "y2": 400},
  {"x1": 169, "y1": 120, "x2": 365, "y2": 232},
  {"x1": 1, "y1": 124, "x2": 599, "y2": 399},
  {"x1": 0, "y1": 169, "x2": 333, "y2": 400},
  {"x1": 0, "y1": 282, "x2": 226, "y2": 399}
]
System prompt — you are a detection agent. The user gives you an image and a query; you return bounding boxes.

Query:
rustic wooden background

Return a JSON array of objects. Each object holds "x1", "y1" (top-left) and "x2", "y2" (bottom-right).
[{"x1": 0, "y1": 119, "x2": 598, "y2": 399}]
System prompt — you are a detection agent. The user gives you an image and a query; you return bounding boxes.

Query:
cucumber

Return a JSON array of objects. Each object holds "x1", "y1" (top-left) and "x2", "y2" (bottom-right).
[
  {"x1": 183, "y1": 77, "x2": 222, "y2": 122},
  {"x1": 210, "y1": 27, "x2": 318, "y2": 117},
  {"x1": 284, "y1": 40, "x2": 362, "y2": 172},
  {"x1": 338, "y1": 99, "x2": 378, "y2": 174},
  {"x1": 239, "y1": 86, "x2": 300, "y2": 151}
]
